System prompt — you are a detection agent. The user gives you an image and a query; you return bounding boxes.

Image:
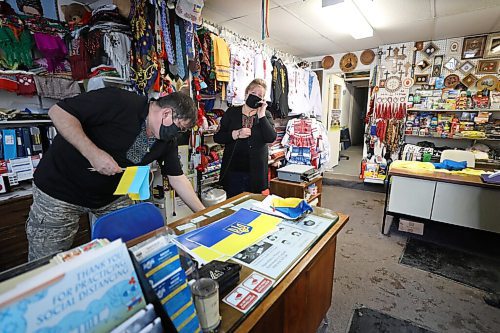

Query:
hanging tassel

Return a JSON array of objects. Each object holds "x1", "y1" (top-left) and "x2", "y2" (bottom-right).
[{"x1": 262, "y1": 0, "x2": 270, "y2": 40}]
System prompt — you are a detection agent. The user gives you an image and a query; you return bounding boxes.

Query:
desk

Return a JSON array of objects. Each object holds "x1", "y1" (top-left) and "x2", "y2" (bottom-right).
[
  {"x1": 129, "y1": 193, "x2": 348, "y2": 333},
  {"x1": 382, "y1": 168, "x2": 500, "y2": 235}
]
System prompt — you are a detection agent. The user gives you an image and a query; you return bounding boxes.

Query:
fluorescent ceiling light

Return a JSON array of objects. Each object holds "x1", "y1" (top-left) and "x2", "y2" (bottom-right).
[{"x1": 322, "y1": 0, "x2": 373, "y2": 39}]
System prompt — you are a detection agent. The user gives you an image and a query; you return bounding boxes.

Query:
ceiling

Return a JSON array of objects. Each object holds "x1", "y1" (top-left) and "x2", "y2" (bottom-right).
[{"x1": 202, "y1": 0, "x2": 500, "y2": 58}]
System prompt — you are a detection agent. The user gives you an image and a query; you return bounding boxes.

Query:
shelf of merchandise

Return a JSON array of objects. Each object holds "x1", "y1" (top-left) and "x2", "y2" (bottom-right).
[
  {"x1": 363, "y1": 177, "x2": 386, "y2": 185},
  {"x1": 0, "y1": 119, "x2": 52, "y2": 125},
  {"x1": 404, "y1": 134, "x2": 500, "y2": 141},
  {"x1": 407, "y1": 109, "x2": 500, "y2": 112}
]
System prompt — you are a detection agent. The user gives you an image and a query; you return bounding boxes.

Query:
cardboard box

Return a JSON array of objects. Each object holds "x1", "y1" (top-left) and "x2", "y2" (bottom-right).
[{"x1": 398, "y1": 219, "x2": 424, "y2": 235}]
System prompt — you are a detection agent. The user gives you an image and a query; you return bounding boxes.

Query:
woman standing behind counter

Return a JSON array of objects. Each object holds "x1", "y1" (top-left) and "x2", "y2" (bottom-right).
[{"x1": 214, "y1": 79, "x2": 277, "y2": 197}]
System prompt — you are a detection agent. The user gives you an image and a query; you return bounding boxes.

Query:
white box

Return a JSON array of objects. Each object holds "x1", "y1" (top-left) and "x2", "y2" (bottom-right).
[{"x1": 398, "y1": 219, "x2": 424, "y2": 235}]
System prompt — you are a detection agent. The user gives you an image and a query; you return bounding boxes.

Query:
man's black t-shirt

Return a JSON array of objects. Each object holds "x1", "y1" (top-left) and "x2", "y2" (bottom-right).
[{"x1": 34, "y1": 87, "x2": 183, "y2": 208}]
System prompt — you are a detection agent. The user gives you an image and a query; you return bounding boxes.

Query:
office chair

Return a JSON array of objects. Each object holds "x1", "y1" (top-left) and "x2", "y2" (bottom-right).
[{"x1": 92, "y1": 202, "x2": 165, "y2": 242}]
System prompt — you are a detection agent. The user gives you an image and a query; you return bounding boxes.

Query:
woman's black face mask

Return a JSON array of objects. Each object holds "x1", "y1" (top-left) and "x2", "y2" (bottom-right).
[{"x1": 245, "y1": 94, "x2": 263, "y2": 109}]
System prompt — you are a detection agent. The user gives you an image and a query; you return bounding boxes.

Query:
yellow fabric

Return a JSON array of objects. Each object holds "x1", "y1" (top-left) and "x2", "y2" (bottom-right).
[
  {"x1": 452, "y1": 168, "x2": 488, "y2": 176},
  {"x1": 212, "y1": 35, "x2": 230, "y2": 82},
  {"x1": 271, "y1": 197, "x2": 303, "y2": 208},
  {"x1": 390, "y1": 160, "x2": 435, "y2": 171},
  {"x1": 114, "y1": 167, "x2": 138, "y2": 195}
]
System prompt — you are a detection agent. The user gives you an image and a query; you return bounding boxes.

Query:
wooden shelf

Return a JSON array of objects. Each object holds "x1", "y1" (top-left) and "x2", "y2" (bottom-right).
[
  {"x1": 270, "y1": 176, "x2": 323, "y2": 207},
  {"x1": 404, "y1": 134, "x2": 499, "y2": 141}
]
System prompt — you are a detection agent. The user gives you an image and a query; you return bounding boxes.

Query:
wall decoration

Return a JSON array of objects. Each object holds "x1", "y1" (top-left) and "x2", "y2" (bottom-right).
[
  {"x1": 402, "y1": 77, "x2": 414, "y2": 88},
  {"x1": 379, "y1": 79, "x2": 386, "y2": 88},
  {"x1": 484, "y1": 33, "x2": 500, "y2": 58},
  {"x1": 340, "y1": 53, "x2": 358, "y2": 72},
  {"x1": 360, "y1": 49, "x2": 375, "y2": 65},
  {"x1": 417, "y1": 59, "x2": 430, "y2": 71},
  {"x1": 448, "y1": 40, "x2": 460, "y2": 54},
  {"x1": 462, "y1": 73, "x2": 478, "y2": 87},
  {"x1": 444, "y1": 57, "x2": 459, "y2": 71},
  {"x1": 444, "y1": 74, "x2": 460, "y2": 88},
  {"x1": 432, "y1": 55, "x2": 443, "y2": 77},
  {"x1": 385, "y1": 76, "x2": 402, "y2": 93},
  {"x1": 477, "y1": 75, "x2": 499, "y2": 91},
  {"x1": 459, "y1": 61, "x2": 474, "y2": 74},
  {"x1": 321, "y1": 55, "x2": 334, "y2": 69},
  {"x1": 415, "y1": 74, "x2": 430, "y2": 84},
  {"x1": 414, "y1": 41, "x2": 424, "y2": 51},
  {"x1": 477, "y1": 59, "x2": 498, "y2": 74},
  {"x1": 461, "y1": 35, "x2": 487, "y2": 59},
  {"x1": 422, "y1": 42, "x2": 439, "y2": 57}
]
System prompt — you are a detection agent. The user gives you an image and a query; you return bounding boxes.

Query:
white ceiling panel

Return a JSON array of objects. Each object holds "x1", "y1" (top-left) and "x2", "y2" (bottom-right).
[
  {"x1": 376, "y1": 19, "x2": 436, "y2": 45},
  {"x1": 435, "y1": 0, "x2": 500, "y2": 17},
  {"x1": 434, "y1": 9, "x2": 500, "y2": 40},
  {"x1": 201, "y1": 0, "x2": 500, "y2": 58}
]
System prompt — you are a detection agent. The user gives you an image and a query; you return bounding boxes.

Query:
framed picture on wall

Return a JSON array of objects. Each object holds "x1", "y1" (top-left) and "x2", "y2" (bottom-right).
[
  {"x1": 477, "y1": 60, "x2": 499, "y2": 74},
  {"x1": 484, "y1": 33, "x2": 500, "y2": 58},
  {"x1": 414, "y1": 74, "x2": 430, "y2": 85},
  {"x1": 5, "y1": 0, "x2": 58, "y2": 20},
  {"x1": 461, "y1": 35, "x2": 487, "y2": 59}
]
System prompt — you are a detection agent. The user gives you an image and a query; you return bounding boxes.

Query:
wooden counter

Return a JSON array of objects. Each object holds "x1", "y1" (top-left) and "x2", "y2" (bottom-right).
[
  {"x1": 389, "y1": 167, "x2": 500, "y2": 189},
  {"x1": 383, "y1": 168, "x2": 500, "y2": 235},
  {"x1": 129, "y1": 193, "x2": 349, "y2": 333}
]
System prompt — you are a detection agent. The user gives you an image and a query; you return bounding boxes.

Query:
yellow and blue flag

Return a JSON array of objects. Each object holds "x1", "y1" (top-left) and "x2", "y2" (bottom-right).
[
  {"x1": 114, "y1": 166, "x2": 150, "y2": 201},
  {"x1": 271, "y1": 197, "x2": 313, "y2": 219},
  {"x1": 185, "y1": 209, "x2": 280, "y2": 257}
]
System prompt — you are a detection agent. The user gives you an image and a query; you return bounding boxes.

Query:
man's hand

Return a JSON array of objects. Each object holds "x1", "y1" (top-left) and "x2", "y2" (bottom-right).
[{"x1": 88, "y1": 149, "x2": 122, "y2": 175}]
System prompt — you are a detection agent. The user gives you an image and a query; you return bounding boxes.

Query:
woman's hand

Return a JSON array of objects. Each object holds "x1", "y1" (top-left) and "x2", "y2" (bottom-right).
[
  {"x1": 232, "y1": 128, "x2": 252, "y2": 140},
  {"x1": 257, "y1": 100, "x2": 267, "y2": 118}
]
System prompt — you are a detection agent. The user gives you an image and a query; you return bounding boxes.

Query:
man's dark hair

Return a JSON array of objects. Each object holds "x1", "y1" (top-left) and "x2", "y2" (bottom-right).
[{"x1": 155, "y1": 92, "x2": 197, "y2": 128}]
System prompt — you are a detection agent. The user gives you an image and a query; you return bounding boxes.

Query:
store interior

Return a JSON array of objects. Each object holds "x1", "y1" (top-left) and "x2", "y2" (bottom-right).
[{"x1": 0, "y1": 0, "x2": 499, "y2": 332}]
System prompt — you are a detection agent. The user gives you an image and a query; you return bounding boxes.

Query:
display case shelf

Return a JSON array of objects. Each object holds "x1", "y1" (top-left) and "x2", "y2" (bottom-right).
[{"x1": 404, "y1": 134, "x2": 500, "y2": 141}]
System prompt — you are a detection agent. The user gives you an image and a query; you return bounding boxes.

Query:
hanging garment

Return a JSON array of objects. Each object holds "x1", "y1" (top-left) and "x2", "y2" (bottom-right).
[
  {"x1": 160, "y1": 0, "x2": 175, "y2": 64},
  {"x1": 227, "y1": 43, "x2": 254, "y2": 105},
  {"x1": 103, "y1": 32, "x2": 131, "y2": 80},
  {"x1": 212, "y1": 35, "x2": 230, "y2": 82},
  {"x1": 271, "y1": 56, "x2": 289, "y2": 117},
  {"x1": 69, "y1": 37, "x2": 91, "y2": 80},
  {"x1": 308, "y1": 70, "x2": 322, "y2": 119},
  {"x1": 16, "y1": 74, "x2": 37, "y2": 95},
  {"x1": 0, "y1": 26, "x2": 33, "y2": 70},
  {"x1": 34, "y1": 75, "x2": 81, "y2": 100},
  {"x1": 34, "y1": 33, "x2": 68, "y2": 72}
]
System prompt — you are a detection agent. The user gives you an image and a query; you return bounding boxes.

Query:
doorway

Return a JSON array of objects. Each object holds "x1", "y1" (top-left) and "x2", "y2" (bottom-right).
[{"x1": 331, "y1": 79, "x2": 369, "y2": 178}]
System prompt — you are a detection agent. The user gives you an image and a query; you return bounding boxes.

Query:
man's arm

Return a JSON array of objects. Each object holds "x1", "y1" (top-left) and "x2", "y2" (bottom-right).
[
  {"x1": 48, "y1": 104, "x2": 122, "y2": 175},
  {"x1": 167, "y1": 174, "x2": 205, "y2": 212}
]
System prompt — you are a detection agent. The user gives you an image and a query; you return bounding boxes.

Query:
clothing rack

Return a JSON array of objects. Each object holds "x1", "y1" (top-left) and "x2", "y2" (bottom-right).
[{"x1": 201, "y1": 19, "x2": 301, "y2": 64}]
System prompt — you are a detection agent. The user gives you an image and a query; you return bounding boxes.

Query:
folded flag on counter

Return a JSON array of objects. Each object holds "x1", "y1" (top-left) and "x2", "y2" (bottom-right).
[
  {"x1": 271, "y1": 197, "x2": 313, "y2": 219},
  {"x1": 433, "y1": 159, "x2": 467, "y2": 171},
  {"x1": 114, "y1": 166, "x2": 150, "y2": 200}
]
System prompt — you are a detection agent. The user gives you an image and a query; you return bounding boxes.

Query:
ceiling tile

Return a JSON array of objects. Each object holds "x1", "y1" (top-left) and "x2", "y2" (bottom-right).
[
  {"x1": 434, "y1": 9, "x2": 500, "y2": 39},
  {"x1": 376, "y1": 19, "x2": 436, "y2": 45},
  {"x1": 354, "y1": 0, "x2": 432, "y2": 29},
  {"x1": 204, "y1": 0, "x2": 277, "y2": 20},
  {"x1": 434, "y1": 0, "x2": 500, "y2": 17}
]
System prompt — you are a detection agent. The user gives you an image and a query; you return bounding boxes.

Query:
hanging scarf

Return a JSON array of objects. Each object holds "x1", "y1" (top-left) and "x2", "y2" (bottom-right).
[
  {"x1": 0, "y1": 26, "x2": 33, "y2": 69},
  {"x1": 174, "y1": 17, "x2": 188, "y2": 80},
  {"x1": 34, "y1": 33, "x2": 68, "y2": 72},
  {"x1": 160, "y1": 0, "x2": 175, "y2": 64},
  {"x1": 103, "y1": 32, "x2": 131, "y2": 80},
  {"x1": 129, "y1": 0, "x2": 158, "y2": 94}
]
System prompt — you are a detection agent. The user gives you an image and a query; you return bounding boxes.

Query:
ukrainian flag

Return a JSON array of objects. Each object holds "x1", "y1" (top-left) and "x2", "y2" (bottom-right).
[
  {"x1": 114, "y1": 166, "x2": 150, "y2": 200},
  {"x1": 186, "y1": 209, "x2": 280, "y2": 257},
  {"x1": 272, "y1": 197, "x2": 313, "y2": 219}
]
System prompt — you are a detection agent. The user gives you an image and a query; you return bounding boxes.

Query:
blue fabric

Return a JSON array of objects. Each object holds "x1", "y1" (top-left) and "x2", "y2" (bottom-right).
[
  {"x1": 275, "y1": 200, "x2": 313, "y2": 219},
  {"x1": 92, "y1": 202, "x2": 164, "y2": 242},
  {"x1": 433, "y1": 159, "x2": 467, "y2": 171}
]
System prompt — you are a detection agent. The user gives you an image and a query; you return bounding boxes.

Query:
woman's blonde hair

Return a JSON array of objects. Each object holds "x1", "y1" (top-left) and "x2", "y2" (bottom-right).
[{"x1": 245, "y1": 78, "x2": 267, "y2": 95}]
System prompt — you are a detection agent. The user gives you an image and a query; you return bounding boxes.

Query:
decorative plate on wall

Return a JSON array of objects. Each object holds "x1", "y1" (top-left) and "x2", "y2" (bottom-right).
[
  {"x1": 340, "y1": 53, "x2": 358, "y2": 72},
  {"x1": 321, "y1": 55, "x2": 334, "y2": 69},
  {"x1": 402, "y1": 77, "x2": 414, "y2": 88},
  {"x1": 414, "y1": 41, "x2": 424, "y2": 51},
  {"x1": 385, "y1": 76, "x2": 402, "y2": 92},
  {"x1": 449, "y1": 41, "x2": 460, "y2": 54},
  {"x1": 444, "y1": 74, "x2": 460, "y2": 88},
  {"x1": 476, "y1": 75, "x2": 499, "y2": 90},
  {"x1": 462, "y1": 73, "x2": 478, "y2": 87},
  {"x1": 360, "y1": 49, "x2": 375, "y2": 65}
]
